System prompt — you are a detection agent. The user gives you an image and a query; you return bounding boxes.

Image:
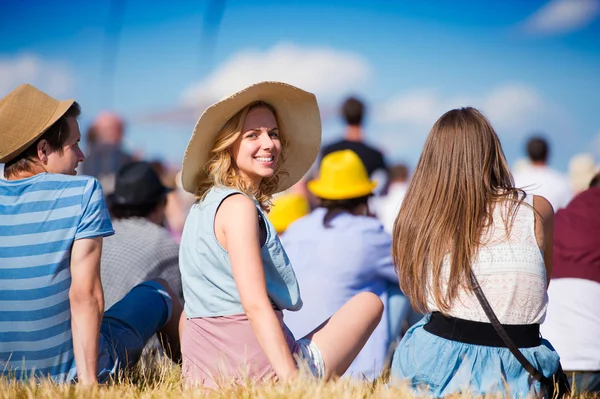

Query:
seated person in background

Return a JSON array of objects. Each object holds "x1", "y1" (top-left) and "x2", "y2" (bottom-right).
[
  {"x1": 283, "y1": 150, "x2": 403, "y2": 380},
  {"x1": 512, "y1": 136, "x2": 573, "y2": 211},
  {"x1": 541, "y1": 174, "x2": 600, "y2": 394},
  {"x1": 375, "y1": 163, "x2": 410, "y2": 234},
  {"x1": 102, "y1": 161, "x2": 184, "y2": 359},
  {"x1": 103, "y1": 161, "x2": 183, "y2": 309},
  {"x1": 0, "y1": 85, "x2": 180, "y2": 384},
  {"x1": 267, "y1": 191, "x2": 310, "y2": 235},
  {"x1": 390, "y1": 108, "x2": 560, "y2": 397},
  {"x1": 568, "y1": 153, "x2": 598, "y2": 195},
  {"x1": 79, "y1": 112, "x2": 133, "y2": 195},
  {"x1": 321, "y1": 97, "x2": 389, "y2": 197}
]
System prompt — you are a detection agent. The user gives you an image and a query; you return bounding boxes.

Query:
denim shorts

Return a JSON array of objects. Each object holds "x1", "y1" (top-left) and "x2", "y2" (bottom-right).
[
  {"x1": 294, "y1": 338, "x2": 325, "y2": 379},
  {"x1": 95, "y1": 280, "x2": 173, "y2": 382},
  {"x1": 390, "y1": 314, "x2": 560, "y2": 398}
]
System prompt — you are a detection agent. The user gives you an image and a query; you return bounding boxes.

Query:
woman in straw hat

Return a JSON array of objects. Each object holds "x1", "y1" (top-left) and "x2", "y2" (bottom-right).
[
  {"x1": 389, "y1": 107, "x2": 564, "y2": 397},
  {"x1": 282, "y1": 150, "x2": 404, "y2": 380},
  {"x1": 178, "y1": 82, "x2": 384, "y2": 388}
]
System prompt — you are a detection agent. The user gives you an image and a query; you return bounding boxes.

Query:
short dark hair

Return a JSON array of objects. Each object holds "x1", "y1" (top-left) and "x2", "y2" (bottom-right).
[
  {"x1": 589, "y1": 173, "x2": 600, "y2": 189},
  {"x1": 526, "y1": 136, "x2": 549, "y2": 163},
  {"x1": 4, "y1": 102, "x2": 81, "y2": 178},
  {"x1": 319, "y1": 194, "x2": 370, "y2": 228},
  {"x1": 109, "y1": 196, "x2": 166, "y2": 220},
  {"x1": 341, "y1": 97, "x2": 365, "y2": 127}
]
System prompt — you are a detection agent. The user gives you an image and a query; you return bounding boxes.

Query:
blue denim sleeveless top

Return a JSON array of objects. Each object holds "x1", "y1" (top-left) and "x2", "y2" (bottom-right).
[{"x1": 179, "y1": 185, "x2": 303, "y2": 317}]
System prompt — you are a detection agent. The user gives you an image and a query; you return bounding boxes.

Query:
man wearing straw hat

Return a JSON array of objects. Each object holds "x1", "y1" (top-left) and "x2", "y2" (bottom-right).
[{"x1": 0, "y1": 84, "x2": 180, "y2": 384}]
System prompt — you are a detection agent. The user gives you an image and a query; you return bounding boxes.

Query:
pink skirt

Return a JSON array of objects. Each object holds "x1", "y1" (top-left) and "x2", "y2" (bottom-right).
[{"x1": 182, "y1": 311, "x2": 300, "y2": 388}]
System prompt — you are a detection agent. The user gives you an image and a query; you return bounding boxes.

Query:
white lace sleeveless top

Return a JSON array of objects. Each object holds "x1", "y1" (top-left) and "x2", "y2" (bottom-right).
[{"x1": 427, "y1": 194, "x2": 548, "y2": 325}]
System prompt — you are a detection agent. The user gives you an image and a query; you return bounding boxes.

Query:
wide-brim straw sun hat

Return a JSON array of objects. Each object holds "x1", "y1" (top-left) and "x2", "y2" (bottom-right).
[
  {"x1": 0, "y1": 84, "x2": 74, "y2": 163},
  {"x1": 181, "y1": 81, "x2": 322, "y2": 194},
  {"x1": 308, "y1": 149, "x2": 377, "y2": 200}
]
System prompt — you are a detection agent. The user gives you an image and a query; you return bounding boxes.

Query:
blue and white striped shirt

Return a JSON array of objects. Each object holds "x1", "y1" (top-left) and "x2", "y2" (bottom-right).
[{"x1": 0, "y1": 173, "x2": 114, "y2": 382}]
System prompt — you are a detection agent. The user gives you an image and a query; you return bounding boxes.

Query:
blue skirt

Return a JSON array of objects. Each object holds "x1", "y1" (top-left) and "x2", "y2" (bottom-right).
[{"x1": 390, "y1": 314, "x2": 560, "y2": 398}]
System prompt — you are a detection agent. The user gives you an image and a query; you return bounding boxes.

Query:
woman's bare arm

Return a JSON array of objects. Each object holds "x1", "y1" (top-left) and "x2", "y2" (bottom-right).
[
  {"x1": 533, "y1": 195, "x2": 554, "y2": 286},
  {"x1": 216, "y1": 194, "x2": 298, "y2": 380}
]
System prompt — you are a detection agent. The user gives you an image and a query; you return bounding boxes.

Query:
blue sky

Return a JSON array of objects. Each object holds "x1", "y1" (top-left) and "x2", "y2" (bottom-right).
[{"x1": 1, "y1": 0, "x2": 599, "y2": 172}]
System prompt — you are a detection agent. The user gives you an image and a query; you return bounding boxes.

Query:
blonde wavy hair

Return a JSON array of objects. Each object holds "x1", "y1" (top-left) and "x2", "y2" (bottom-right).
[
  {"x1": 195, "y1": 101, "x2": 288, "y2": 211},
  {"x1": 392, "y1": 107, "x2": 527, "y2": 313}
]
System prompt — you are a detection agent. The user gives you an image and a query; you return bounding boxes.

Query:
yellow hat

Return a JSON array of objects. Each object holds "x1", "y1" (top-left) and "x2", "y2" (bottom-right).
[
  {"x1": 268, "y1": 193, "x2": 310, "y2": 234},
  {"x1": 0, "y1": 84, "x2": 74, "y2": 163},
  {"x1": 308, "y1": 150, "x2": 377, "y2": 200}
]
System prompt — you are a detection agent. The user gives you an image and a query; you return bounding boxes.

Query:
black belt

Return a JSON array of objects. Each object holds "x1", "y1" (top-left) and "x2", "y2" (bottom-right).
[{"x1": 424, "y1": 312, "x2": 541, "y2": 348}]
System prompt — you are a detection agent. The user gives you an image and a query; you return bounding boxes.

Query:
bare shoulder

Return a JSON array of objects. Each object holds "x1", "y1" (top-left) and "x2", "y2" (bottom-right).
[
  {"x1": 219, "y1": 193, "x2": 257, "y2": 213},
  {"x1": 216, "y1": 193, "x2": 258, "y2": 227},
  {"x1": 532, "y1": 195, "x2": 554, "y2": 221},
  {"x1": 214, "y1": 193, "x2": 259, "y2": 249}
]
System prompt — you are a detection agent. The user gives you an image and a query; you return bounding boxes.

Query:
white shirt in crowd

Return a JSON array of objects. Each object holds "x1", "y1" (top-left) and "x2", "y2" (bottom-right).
[
  {"x1": 541, "y1": 279, "x2": 600, "y2": 371},
  {"x1": 512, "y1": 164, "x2": 573, "y2": 211},
  {"x1": 376, "y1": 181, "x2": 409, "y2": 234}
]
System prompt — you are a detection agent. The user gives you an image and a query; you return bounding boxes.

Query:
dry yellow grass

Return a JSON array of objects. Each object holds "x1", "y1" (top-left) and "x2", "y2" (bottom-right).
[{"x1": 1, "y1": 357, "x2": 597, "y2": 399}]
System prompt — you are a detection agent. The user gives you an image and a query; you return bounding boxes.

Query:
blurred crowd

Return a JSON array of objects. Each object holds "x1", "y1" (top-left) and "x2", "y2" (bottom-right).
[
  {"x1": 1, "y1": 84, "x2": 598, "y2": 394},
  {"x1": 76, "y1": 96, "x2": 599, "y2": 388},
  {"x1": 75, "y1": 98, "x2": 599, "y2": 244}
]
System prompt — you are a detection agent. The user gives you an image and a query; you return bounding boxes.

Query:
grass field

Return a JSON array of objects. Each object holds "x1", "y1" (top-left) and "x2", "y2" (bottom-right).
[{"x1": 1, "y1": 356, "x2": 597, "y2": 399}]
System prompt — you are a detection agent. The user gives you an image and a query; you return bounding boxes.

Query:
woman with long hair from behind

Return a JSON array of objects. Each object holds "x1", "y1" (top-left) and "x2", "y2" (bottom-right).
[{"x1": 390, "y1": 107, "x2": 560, "y2": 397}]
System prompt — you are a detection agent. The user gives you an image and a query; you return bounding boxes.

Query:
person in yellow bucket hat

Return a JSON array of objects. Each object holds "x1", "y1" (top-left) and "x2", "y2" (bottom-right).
[
  {"x1": 308, "y1": 149, "x2": 377, "y2": 202},
  {"x1": 268, "y1": 192, "x2": 311, "y2": 235},
  {"x1": 282, "y1": 149, "x2": 412, "y2": 380}
]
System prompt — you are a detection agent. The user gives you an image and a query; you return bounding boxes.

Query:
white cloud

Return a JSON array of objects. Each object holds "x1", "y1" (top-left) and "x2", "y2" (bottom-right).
[
  {"x1": 482, "y1": 84, "x2": 545, "y2": 130},
  {"x1": 371, "y1": 84, "x2": 561, "y2": 169},
  {"x1": 0, "y1": 54, "x2": 74, "y2": 97},
  {"x1": 378, "y1": 90, "x2": 439, "y2": 127},
  {"x1": 182, "y1": 43, "x2": 371, "y2": 106},
  {"x1": 376, "y1": 83, "x2": 547, "y2": 135},
  {"x1": 522, "y1": 0, "x2": 600, "y2": 36},
  {"x1": 378, "y1": 89, "x2": 473, "y2": 127}
]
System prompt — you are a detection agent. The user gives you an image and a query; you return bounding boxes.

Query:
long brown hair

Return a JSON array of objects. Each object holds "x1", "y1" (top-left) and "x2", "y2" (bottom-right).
[
  {"x1": 195, "y1": 101, "x2": 288, "y2": 211},
  {"x1": 392, "y1": 107, "x2": 526, "y2": 313}
]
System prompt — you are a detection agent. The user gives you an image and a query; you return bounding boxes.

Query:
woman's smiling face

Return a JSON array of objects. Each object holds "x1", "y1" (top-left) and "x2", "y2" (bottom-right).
[{"x1": 231, "y1": 106, "x2": 282, "y2": 189}]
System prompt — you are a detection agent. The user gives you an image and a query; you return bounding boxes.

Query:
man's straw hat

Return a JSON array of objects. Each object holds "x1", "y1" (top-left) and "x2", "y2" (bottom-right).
[
  {"x1": 0, "y1": 84, "x2": 74, "y2": 163},
  {"x1": 181, "y1": 81, "x2": 322, "y2": 194},
  {"x1": 308, "y1": 150, "x2": 377, "y2": 200}
]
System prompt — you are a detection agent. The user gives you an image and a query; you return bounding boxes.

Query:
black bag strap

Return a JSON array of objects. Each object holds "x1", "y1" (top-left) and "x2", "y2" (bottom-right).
[{"x1": 469, "y1": 271, "x2": 553, "y2": 386}]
